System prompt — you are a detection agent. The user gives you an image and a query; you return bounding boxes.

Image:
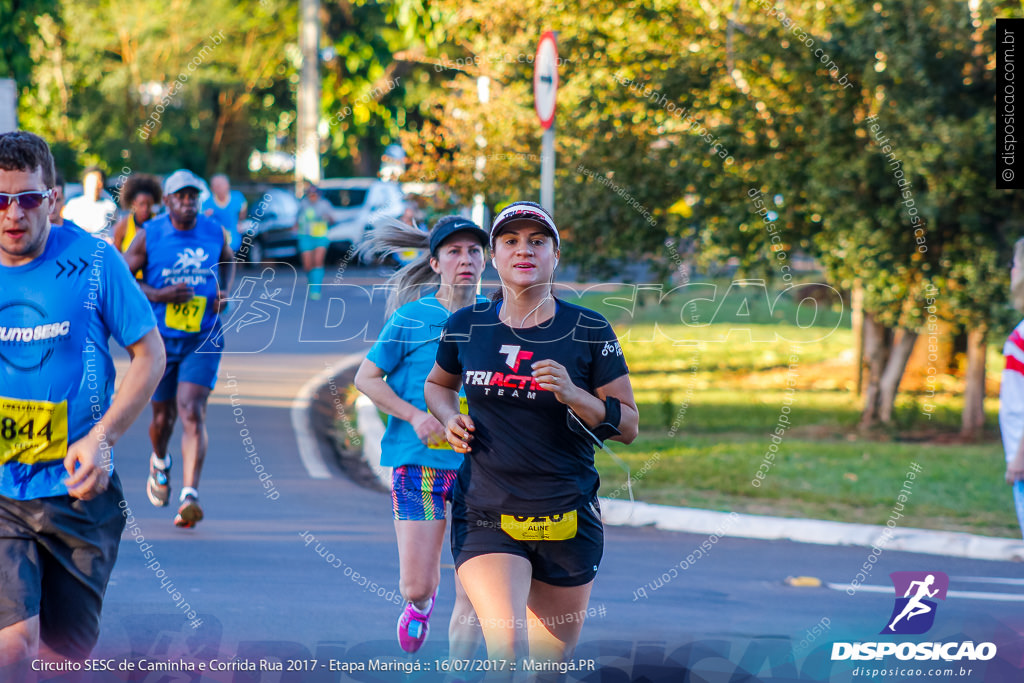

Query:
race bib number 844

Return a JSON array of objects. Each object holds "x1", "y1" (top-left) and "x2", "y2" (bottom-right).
[{"x1": 0, "y1": 397, "x2": 69, "y2": 466}]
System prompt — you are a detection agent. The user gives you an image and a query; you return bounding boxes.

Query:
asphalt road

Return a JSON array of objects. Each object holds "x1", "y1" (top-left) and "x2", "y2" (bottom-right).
[{"x1": 72, "y1": 265, "x2": 1024, "y2": 683}]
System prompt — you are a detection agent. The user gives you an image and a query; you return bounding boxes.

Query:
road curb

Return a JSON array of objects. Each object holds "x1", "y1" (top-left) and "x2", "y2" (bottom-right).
[
  {"x1": 599, "y1": 498, "x2": 1024, "y2": 562},
  {"x1": 313, "y1": 362, "x2": 1024, "y2": 562},
  {"x1": 306, "y1": 355, "x2": 389, "y2": 493}
]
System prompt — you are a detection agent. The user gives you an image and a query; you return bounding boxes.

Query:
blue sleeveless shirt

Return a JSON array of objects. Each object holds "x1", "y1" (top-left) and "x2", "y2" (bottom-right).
[{"x1": 143, "y1": 214, "x2": 225, "y2": 338}]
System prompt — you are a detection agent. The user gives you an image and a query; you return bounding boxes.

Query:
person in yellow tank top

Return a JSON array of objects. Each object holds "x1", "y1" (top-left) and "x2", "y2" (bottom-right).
[{"x1": 112, "y1": 174, "x2": 162, "y2": 253}]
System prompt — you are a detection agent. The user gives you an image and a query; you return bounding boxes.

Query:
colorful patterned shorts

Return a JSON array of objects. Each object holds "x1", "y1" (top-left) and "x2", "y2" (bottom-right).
[{"x1": 392, "y1": 465, "x2": 458, "y2": 521}]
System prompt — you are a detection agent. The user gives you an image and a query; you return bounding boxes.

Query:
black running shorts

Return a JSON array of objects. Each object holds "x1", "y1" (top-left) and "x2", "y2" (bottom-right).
[
  {"x1": 451, "y1": 497, "x2": 603, "y2": 587},
  {"x1": 0, "y1": 471, "x2": 126, "y2": 658}
]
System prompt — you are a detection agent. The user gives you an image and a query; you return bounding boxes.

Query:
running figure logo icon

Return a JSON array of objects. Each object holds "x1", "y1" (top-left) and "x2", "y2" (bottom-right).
[
  {"x1": 173, "y1": 247, "x2": 209, "y2": 270},
  {"x1": 881, "y1": 571, "x2": 949, "y2": 635},
  {"x1": 201, "y1": 264, "x2": 295, "y2": 353}
]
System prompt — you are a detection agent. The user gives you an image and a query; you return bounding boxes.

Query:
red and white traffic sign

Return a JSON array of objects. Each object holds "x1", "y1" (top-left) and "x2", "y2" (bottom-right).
[{"x1": 533, "y1": 31, "x2": 559, "y2": 130}]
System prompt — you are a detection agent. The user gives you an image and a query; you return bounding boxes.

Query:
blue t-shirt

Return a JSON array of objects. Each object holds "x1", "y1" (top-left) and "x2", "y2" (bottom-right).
[
  {"x1": 202, "y1": 191, "x2": 247, "y2": 252},
  {"x1": 366, "y1": 294, "x2": 485, "y2": 470},
  {"x1": 0, "y1": 225, "x2": 156, "y2": 500},
  {"x1": 143, "y1": 214, "x2": 225, "y2": 338},
  {"x1": 435, "y1": 298, "x2": 629, "y2": 515}
]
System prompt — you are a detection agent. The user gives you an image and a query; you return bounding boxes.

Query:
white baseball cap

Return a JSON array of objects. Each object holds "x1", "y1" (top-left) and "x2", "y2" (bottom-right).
[
  {"x1": 489, "y1": 201, "x2": 559, "y2": 248},
  {"x1": 163, "y1": 169, "x2": 204, "y2": 196}
]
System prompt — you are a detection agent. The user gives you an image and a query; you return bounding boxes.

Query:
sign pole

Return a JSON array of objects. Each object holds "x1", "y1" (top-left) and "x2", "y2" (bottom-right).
[
  {"x1": 541, "y1": 127, "x2": 555, "y2": 215},
  {"x1": 534, "y1": 31, "x2": 559, "y2": 216}
]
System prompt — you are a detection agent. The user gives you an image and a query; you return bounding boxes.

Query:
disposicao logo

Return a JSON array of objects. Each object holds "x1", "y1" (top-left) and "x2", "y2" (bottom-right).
[
  {"x1": 882, "y1": 571, "x2": 948, "y2": 635},
  {"x1": 831, "y1": 571, "x2": 997, "y2": 663}
]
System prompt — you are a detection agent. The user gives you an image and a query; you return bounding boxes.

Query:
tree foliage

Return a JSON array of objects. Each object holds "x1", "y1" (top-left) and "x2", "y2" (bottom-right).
[
  {"x1": 19, "y1": 0, "x2": 298, "y2": 178},
  {"x1": 0, "y1": 0, "x2": 59, "y2": 87}
]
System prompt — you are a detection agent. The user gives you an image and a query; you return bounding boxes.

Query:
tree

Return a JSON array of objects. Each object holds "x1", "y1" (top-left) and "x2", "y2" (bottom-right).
[
  {"x1": 18, "y1": 0, "x2": 298, "y2": 178},
  {"x1": 406, "y1": 0, "x2": 1024, "y2": 432},
  {"x1": 404, "y1": 0, "x2": 724, "y2": 280},
  {"x1": 0, "y1": 0, "x2": 59, "y2": 87},
  {"x1": 699, "y1": 0, "x2": 1023, "y2": 431},
  {"x1": 318, "y1": 0, "x2": 445, "y2": 177}
]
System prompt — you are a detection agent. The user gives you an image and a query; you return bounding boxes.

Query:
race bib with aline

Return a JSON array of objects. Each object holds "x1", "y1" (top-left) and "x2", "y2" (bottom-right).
[
  {"x1": 500, "y1": 510, "x2": 578, "y2": 541},
  {"x1": 428, "y1": 396, "x2": 470, "y2": 450},
  {"x1": 165, "y1": 296, "x2": 207, "y2": 333},
  {"x1": 0, "y1": 397, "x2": 69, "y2": 466},
  {"x1": 310, "y1": 221, "x2": 328, "y2": 238}
]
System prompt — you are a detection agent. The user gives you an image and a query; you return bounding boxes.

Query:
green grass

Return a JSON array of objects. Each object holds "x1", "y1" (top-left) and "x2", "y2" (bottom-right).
[
  {"x1": 572, "y1": 282, "x2": 1021, "y2": 539},
  {"x1": 595, "y1": 435, "x2": 1013, "y2": 537}
]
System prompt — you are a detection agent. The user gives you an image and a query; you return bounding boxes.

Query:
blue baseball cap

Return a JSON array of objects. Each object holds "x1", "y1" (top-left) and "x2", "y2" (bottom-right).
[{"x1": 429, "y1": 216, "x2": 488, "y2": 255}]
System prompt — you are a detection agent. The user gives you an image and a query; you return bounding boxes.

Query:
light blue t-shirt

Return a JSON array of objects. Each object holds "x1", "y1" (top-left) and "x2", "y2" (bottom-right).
[
  {"x1": 202, "y1": 191, "x2": 247, "y2": 252},
  {"x1": 366, "y1": 294, "x2": 485, "y2": 470},
  {"x1": 0, "y1": 225, "x2": 156, "y2": 500}
]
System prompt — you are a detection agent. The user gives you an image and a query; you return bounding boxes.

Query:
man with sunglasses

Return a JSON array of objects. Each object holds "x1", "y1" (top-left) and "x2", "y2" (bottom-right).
[
  {"x1": 0, "y1": 131, "x2": 165, "y2": 676},
  {"x1": 125, "y1": 170, "x2": 235, "y2": 529}
]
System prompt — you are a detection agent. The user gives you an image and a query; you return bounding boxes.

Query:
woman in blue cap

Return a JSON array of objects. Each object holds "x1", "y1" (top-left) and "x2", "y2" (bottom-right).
[{"x1": 355, "y1": 215, "x2": 487, "y2": 656}]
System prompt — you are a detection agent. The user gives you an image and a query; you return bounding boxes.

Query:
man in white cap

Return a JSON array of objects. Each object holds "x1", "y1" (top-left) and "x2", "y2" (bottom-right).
[{"x1": 125, "y1": 169, "x2": 235, "y2": 528}]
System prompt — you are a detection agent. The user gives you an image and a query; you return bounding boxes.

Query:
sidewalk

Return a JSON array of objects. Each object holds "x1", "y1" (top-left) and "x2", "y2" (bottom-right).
[{"x1": 337, "y1": 379, "x2": 1024, "y2": 564}]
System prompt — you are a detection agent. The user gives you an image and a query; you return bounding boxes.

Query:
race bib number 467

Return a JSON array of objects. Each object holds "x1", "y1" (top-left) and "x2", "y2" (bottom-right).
[
  {"x1": 0, "y1": 397, "x2": 68, "y2": 466},
  {"x1": 166, "y1": 296, "x2": 207, "y2": 333}
]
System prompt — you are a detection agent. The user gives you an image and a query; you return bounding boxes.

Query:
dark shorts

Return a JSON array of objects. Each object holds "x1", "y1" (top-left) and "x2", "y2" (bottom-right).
[
  {"x1": 0, "y1": 472, "x2": 126, "y2": 658},
  {"x1": 153, "y1": 325, "x2": 223, "y2": 401},
  {"x1": 451, "y1": 498, "x2": 603, "y2": 587},
  {"x1": 392, "y1": 465, "x2": 458, "y2": 521}
]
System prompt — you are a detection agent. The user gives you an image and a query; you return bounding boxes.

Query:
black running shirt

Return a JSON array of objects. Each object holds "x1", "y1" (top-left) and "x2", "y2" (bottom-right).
[{"x1": 435, "y1": 298, "x2": 629, "y2": 515}]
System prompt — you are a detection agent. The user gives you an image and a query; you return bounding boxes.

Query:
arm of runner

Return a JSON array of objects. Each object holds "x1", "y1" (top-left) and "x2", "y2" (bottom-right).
[
  {"x1": 355, "y1": 358, "x2": 445, "y2": 446},
  {"x1": 531, "y1": 359, "x2": 638, "y2": 444},
  {"x1": 139, "y1": 281, "x2": 193, "y2": 303},
  {"x1": 425, "y1": 363, "x2": 473, "y2": 453},
  {"x1": 65, "y1": 328, "x2": 166, "y2": 500},
  {"x1": 111, "y1": 214, "x2": 128, "y2": 250},
  {"x1": 125, "y1": 229, "x2": 189, "y2": 302},
  {"x1": 123, "y1": 226, "x2": 147, "y2": 272},
  {"x1": 1006, "y1": 435, "x2": 1024, "y2": 484},
  {"x1": 214, "y1": 228, "x2": 236, "y2": 313}
]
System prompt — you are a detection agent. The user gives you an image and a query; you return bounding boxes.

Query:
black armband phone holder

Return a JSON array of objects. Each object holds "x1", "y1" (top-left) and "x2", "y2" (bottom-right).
[{"x1": 567, "y1": 396, "x2": 622, "y2": 444}]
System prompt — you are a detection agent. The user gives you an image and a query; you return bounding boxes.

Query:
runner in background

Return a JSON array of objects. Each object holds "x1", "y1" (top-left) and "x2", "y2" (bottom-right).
[
  {"x1": 202, "y1": 174, "x2": 247, "y2": 255},
  {"x1": 47, "y1": 173, "x2": 79, "y2": 230},
  {"x1": 125, "y1": 169, "x2": 234, "y2": 529},
  {"x1": 354, "y1": 216, "x2": 485, "y2": 658},
  {"x1": 112, "y1": 174, "x2": 162, "y2": 254},
  {"x1": 425, "y1": 201, "x2": 639, "y2": 675},
  {"x1": 62, "y1": 166, "x2": 116, "y2": 243},
  {"x1": 0, "y1": 131, "x2": 164, "y2": 679},
  {"x1": 1001, "y1": 236, "x2": 1024, "y2": 540},
  {"x1": 296, "y1": 183, "x2": 340, "y2": 300}
]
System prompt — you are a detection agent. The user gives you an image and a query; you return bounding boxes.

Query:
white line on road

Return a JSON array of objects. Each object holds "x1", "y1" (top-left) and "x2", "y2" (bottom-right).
[
  {"x1": 827, "y1": 583, "x2": 1024, "y2": 602},
  {"x1": 950, "y1": 576, "x2": 1024, "y2": 586},
  {"x1": 292, "y1": 354, "x2": 364, "y2": 479}
]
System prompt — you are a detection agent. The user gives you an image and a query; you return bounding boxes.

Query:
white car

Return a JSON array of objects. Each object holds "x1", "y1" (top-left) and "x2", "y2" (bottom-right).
[{"x1": 317, "y1": 178, "x2": 406, "y2": 260}]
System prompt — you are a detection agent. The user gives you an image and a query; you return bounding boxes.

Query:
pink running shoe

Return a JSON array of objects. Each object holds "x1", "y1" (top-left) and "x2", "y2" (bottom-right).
[{"x1": 397, "y1": 593, "x2": 435, "y2": 653}]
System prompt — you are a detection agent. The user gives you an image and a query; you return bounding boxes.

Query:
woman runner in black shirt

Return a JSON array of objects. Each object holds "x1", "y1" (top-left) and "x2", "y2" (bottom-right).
[{"x1": 425, "y1": 201, "x2": 638, "y2": 672}]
